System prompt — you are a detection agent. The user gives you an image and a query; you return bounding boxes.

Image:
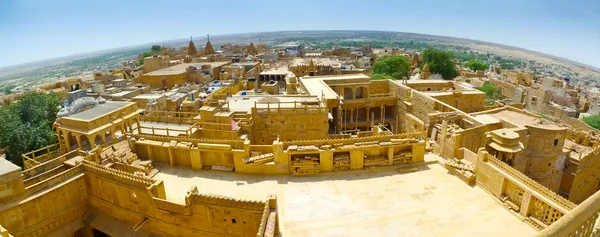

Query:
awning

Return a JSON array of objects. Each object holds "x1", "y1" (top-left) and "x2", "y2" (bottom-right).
[{"x1": 489, "y1": 141, "x2": 523, "y2": 153}]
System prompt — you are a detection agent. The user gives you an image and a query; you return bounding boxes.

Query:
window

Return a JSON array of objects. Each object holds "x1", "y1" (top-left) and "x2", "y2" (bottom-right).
[
  {"x1": 231, "y1": 219, "x2": 237, "y2": 224},
  {"x1": 554, "y1": 139, "x2": 558, "y2": 147},
  {"x1": 548, "y1": 163, "x2": 552, "y2": 167}
]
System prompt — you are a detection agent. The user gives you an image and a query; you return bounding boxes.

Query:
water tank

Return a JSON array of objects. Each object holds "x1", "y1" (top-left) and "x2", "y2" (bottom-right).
[{"x1": 241, "y1": 91, "x2": 247, "y2": 96}]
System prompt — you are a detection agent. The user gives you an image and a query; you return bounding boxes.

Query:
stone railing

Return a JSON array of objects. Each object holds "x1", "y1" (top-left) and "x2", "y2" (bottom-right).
[
  {"x1": 369, "y1": 92, "x2": 395, "y2": 98},
  {"x1": 82, "y1": 160, "x2": 155, "y2": 188},
  {"x1": 140, "y1": 111, "x2": 199, "y2": 124},
  {"x1": 192, "y1": 192, "x2": 266, "y2": 211},
  {"x1": 538, "y1": 189, "x2": 600, "y2": 237},
  {"x1": 21, "y1": 143, "x2": 61, "y2": 168},
  {"x1": 139, "y1": 125, "x2": 194, "y2": 136},
  {"x1": 283, "y1": 132, "x2": 424, "y2": 147},
  {"x1": 133, "y1": 134, "x2": 244, "y2": 148},
  {"x1": 21, "y1": 149, "x2": 83, "y2": 179},
  {"x1": 487, "y1": 155, "x2": 576, "y2": 210},
  {"x1": 257, "y1": 202, "x2": 270, "y2": 237},
  {"x1": 24, "y1": 164, "x2": 84, "y2": 196}
]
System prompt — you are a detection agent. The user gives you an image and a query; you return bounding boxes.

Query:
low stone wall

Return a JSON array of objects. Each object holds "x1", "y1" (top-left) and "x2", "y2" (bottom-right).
[{"x1": 473, "y1": 149, "x2": 575, "y2": 230}]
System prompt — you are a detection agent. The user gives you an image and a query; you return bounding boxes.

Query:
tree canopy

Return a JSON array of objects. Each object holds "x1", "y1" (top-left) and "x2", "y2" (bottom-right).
[
  {"x1": 422, "y1": 48, "x2": 458, "y2": 80},
  {"x1": 0, "y1": 92, "x2": 60, "y2": 167},
  {"x1": 371, "y1": 55, "x2": 411, "y2": 80},
  {"x1": 151, "y1": 45, "x2": 162, "y2": 52},
  {"x1": 465, "y1": 59, "x2": 488, "y2": 71},
  {"x1": 583, "y1": 115, "x2": 600, "y2": 131},
  {"x1": 477, "y1": 82, "x2": 502, "y2": 106},
  {"x1": 138, "y1": 51, "x2": 153, "y2": 66}
]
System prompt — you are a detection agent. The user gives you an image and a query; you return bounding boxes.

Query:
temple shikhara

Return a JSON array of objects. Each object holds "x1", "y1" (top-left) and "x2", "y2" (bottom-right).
[{"x1": 1, "y1": 36, "x2": 600, "y2": 237}]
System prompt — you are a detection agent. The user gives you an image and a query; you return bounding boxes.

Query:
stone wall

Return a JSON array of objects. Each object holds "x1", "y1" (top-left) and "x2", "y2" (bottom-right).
[
  {"x1": 566, "y1": 146, "x2": 600, "y2": 204},
  {"x1": 473, "y1": 149, "x2": 575, "y2": 230},
  {"x1": 251, "y1": 105, "x2": 329, "y2": 144},
  {"x1": 83, "y1": 161, "x2": 275, "y2": 237},
  {"x1": 428, "y1": 91, "x2": 486, "y2": 113},
  {"x1": 0, "y1": 170, "x2": 87, "y2": 237}
]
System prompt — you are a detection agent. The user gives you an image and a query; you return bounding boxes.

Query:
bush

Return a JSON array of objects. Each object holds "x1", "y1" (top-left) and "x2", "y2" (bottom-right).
[
  {"x1": 422, "y1": 48, "x2": 458, "y2": 80},
  {"x1": 583, "y1": 115, "x2": 600, "y2": 130},
  {"x1": 371, "y1": 55, "x2": 411, "y2": 80},
  {"x1": 465, "y1": 59, "x2": 488, "y2": 71},
  {"x1": 477, "y1": 82, "x2": 502, "y2": 105},
  {"x1": 0, "y1": 92, "x2": 60, "y2": 167}
]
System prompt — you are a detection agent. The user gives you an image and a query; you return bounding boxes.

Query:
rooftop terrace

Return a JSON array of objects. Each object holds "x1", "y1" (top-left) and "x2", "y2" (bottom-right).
[
  {"x1": 154, "y1": 155, "x2": 536, "y2": 237},
  {"x1": 145, "y1": 62, "x2": 230, "y2": 76},
  {"x1": 67, "y1": 101, "x2": 131, "y2": 121}
]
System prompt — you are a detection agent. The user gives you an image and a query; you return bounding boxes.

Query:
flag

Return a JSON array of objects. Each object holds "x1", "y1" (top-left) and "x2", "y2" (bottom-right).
[{"x1": 230, "y1": 117, "x2": 240, "y2": 130}]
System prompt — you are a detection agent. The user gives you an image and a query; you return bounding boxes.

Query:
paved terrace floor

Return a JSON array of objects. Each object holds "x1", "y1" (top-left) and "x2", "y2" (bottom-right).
[{"x1": 153, "y1": 155, "x2": 536, "y2": 237}]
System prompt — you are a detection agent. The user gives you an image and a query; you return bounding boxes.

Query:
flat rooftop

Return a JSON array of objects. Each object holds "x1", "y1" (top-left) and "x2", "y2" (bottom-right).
[
  {"x1": 145, "y1": 62, "x2": 230, "y2": 76},
  {"x1": 298, "y1": 77, "x2": 339, "y2": 100},
  {"x1": 291, "y1": 58, "x2": 340, "y2": 67},
  {"x1": 483, "y1": 109, "x2": 563, "y2": 129},
  {"x1": 260, "y1": 67, "x2": 290, "y2": 75},
  {"x1": 67, "y1": 101, "x2": 131, "y2": 121},
  {"x1": 132, "y1": 94, "x2": 166, "y2": 100},
  {"x1": 154, "y1": 157, "x2": 536, "y2": 237},
  {"x1": 0, "y1": 158, "x2": 20, "y2": 175}
]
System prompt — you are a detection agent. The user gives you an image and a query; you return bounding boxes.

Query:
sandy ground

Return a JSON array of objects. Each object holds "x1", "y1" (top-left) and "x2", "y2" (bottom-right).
[{"x1": 154, "y1": 159, "x2": 536, "y2": 237}]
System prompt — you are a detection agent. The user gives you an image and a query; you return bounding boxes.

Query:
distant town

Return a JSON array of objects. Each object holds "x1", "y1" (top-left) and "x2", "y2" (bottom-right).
[{"x1": 1, "y1": 30, "x2": 600, "y2": 237}]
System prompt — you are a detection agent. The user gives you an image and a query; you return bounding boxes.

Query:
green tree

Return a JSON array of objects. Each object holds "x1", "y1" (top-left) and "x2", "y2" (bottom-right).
[
  {"x1": 0, "y1": 91, "x2": 60, "y2": 167},
  {"x1": 371, "y1": 55, "x2": 411, "y2": 80},
  {"x1": 583, "y1": 115, "x2": 600, "y2": 130},
  {"x1": 138, "y1": 51, "x2": 154, "y2": 66},
  {"x1": 465, "y1": 59, "x2": 488, "y2": 71},
  {"x1": 151, "y1": 45, "x2": 162, "y2": 52},
  {"x1": 477, "y1": 82, "x2": 502, "y2": 105},
  {"x1": 423, "y1": 48, "x2": 458, "y2": 80}
]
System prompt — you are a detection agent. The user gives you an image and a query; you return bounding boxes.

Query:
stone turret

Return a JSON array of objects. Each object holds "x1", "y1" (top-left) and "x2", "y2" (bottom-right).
[
  {"x1": 188, "y1": 36, "x2": 197, "y2": 57},
  {"x1": 421, "y1": 64, "x2": 431, "y2": 79},
  {"x1": 247, "y1": 42, "x2": 258, "y2": 55},
  {"x1": 204, "y1": 34, "x2": 216, "y2": 55}
]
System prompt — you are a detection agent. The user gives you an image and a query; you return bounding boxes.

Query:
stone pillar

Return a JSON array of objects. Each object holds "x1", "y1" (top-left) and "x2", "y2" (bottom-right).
[
  {"x1": 75, "y1": 135, "x2": 82, "y2": 150},
  {"x1": 136, "y1": 119, "x2": 142, "y2": 134},
  {"x1": 168, "y1": 142, "x2": 175, "y2": 167},
  {"x1": 439, "y1": 121, "x2": 448, "y2": 156},
  {"x1": 146, "y1": 144, "x2": 153, "y2": 161},
  {"x1": 412, "y1": 142, "x2": 425, "y2": 162},
  {"x1": 388, "y1": 147, "x2": 394, "y2": 166},
  {"x1": 89, "y1": 135, "x2": 97, "y2": 149},
  {"x1": 497, "y1": 177, "x2": 507, "y2": 198},
  {"x1": 519, "y1": 191, "x2": 533, "y2": 218},
  {"x1": 190, "y1": 147, "x2": 202, "y2": 170},
  {"x1": 350, "y1": 150, "x2": 364, "y2": 170},
  {"x1": 320, "y1": 150, "x2": 333, "y2": 172},
  {"x1": 63, "y1": 130, "x2": 71, "y2": 153}
]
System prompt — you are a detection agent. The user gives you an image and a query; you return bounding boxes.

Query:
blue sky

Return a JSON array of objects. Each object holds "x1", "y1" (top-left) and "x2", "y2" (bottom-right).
[{"x1": 1, "y1": 0, "x2": 599, "y2": 68}]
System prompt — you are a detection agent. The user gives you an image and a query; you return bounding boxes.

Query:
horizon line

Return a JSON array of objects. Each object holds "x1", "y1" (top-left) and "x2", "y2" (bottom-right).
[{"x1": 1, "y1": 30, "x2": 598, "y2": 72}]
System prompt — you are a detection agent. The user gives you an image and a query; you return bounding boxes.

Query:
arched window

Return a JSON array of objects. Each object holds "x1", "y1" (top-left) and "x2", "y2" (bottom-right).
[{"x1": 343, "y1": 88, "x2": 353, "y2": 100}]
